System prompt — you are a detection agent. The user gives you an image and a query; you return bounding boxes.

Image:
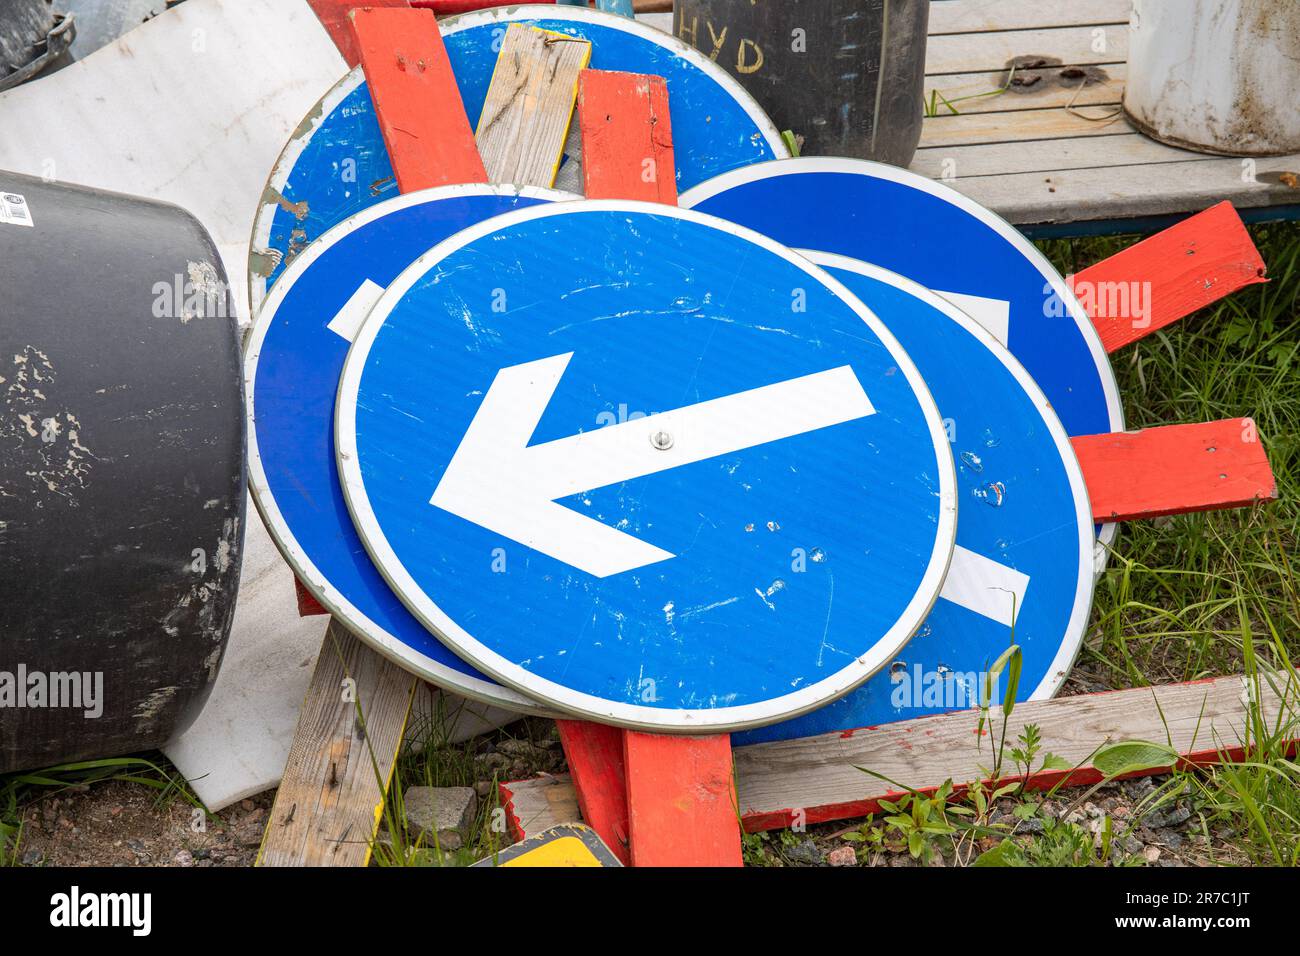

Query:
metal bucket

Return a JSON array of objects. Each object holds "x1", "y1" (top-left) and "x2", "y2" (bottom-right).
[
  {"x1": 1125, "y1": 0, "x2": 1300, "y2": 156},
  {"x1": 673, "y1": 0, "x2": 930, "y2": 166},
  {"x1": 0, "y1": 170, "x2": 245, "y2": 773}
]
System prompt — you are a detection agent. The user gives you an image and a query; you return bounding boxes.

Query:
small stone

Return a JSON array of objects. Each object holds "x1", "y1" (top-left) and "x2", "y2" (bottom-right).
[
  {"x1": 784, "y1": 840, "x2": 821, "y2": 865},
  {"x1": 109, "y1": 805, "x2": 124, "y2": 818},
  {"x1": 1117, "y1": 833, "x2": 1143, "y2": 855},
  {"x1": 403, "y1": 786, "x2": 478, "y2": 849},
  {"x1": 240, "y1": 799, "x2": 255, "y2": 812},
  {"x1": 473, "y1": 780, "x2": 494, "y2": 799},
  {"x1": 173, "y1": 849, "x2": 194, "y2": 867},
  {"x1": 21, "y1": 848, "x2": 42, "y2": 866},
  {"x1": 245, "y1": 807, "x2": 267, "y2": 824},
  {"x1": 1142, "y1": 845, "x2": 1162, "y2": 863},
  {"x1": 826, "y1": 845, "x2": 857, "y2": 867}
]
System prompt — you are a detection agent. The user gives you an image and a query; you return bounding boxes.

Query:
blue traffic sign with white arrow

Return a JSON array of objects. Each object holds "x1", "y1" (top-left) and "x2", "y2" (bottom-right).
[
  {"x1": 734, "y1": 255, "x2": 1094, "y2": 745},
  {"x1": 250, "y1": 7, "x2": 786, "y2": 310},
  {"x1": 245, "y1": 185, "x2": 577, "y2": 711},
  {"x1": 336, "y1": 202, "x2": 957, "y2": 731}
]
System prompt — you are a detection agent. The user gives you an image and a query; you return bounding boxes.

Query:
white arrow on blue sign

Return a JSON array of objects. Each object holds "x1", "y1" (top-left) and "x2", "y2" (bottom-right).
[{"x1": 336, "y1": 202, "x2": 958, "y2": 731}]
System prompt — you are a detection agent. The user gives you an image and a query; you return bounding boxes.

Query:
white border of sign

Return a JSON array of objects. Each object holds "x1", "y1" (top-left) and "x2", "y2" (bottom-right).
[
  {"x1": 335, "y1": 200, "x2": 959, "y2": 732},
  {"x1": 802, "y1": 251, "x2": 1096, "y2": 703},
  {"x1": 679, "y1": 156, "x2": 1124, "y2": 557},
  {"x1": 247, "y1": 3, "x2": 790, "y2": 315},
  {"x1": 245, "y1": 183, "x2": 578, "y2": 714}
]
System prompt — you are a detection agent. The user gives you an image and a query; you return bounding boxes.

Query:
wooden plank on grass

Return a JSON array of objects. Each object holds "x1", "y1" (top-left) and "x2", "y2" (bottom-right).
[
  {"x1": 734, "y1": 673, "x2": 1300, "y2": 831},
  {"x1": 579, "y1": 69, "x2": 677, "y2": 203},
  {"x1": 926, "y1": 25, "x2": 1127, "y2": 76},
  {"x1": 928, "y1": 0, "x2": 1131, "y2": 36},
  {"x1": 475, "y1": 24, "x2": 591, "y2": 187},
  {"x1": 258, "y1": 620, "x2": 417, "y2": 866},
  {"x1": 1073, "y1": 418, "x2": 1277, "y2": 523},
  {"x1": 350, "y1": 6, "x2": 487, "y2": 192},
  {"x1": 1071, "y1": 201, "x2": 1269, "y2": 352},
  {"x1": 624, "y1": 730, "x2": 743, "y2": 867}
]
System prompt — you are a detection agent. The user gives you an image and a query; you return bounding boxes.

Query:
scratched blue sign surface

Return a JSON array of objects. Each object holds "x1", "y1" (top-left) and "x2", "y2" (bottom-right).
[
  {"x1": 680, "y1": 158, "x2": 1124, "y2": 448},
  {"x1": 336, "y1": 203, "x2": 957, "y2": 731},
  {"x1": 735, "y1": 256, "x2": 1094, "y2": 746},
  {"x1": 246, "y1": 186, "x2": 571, "y2": 710},
  {"x1": 251, "y1": 8, "x2": 784, "y2": 305}
]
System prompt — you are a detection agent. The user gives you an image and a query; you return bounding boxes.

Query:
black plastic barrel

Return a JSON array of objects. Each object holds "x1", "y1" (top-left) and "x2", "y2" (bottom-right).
[
  {"x1": 0, "y1": 0, "x2": 74, "y2": 92},
  {"x1": 674, "y1": 0, "x2": 929, "y2": 166},
  {"x1": 0, "y1": 171, "x2": 245, "y2": 772}
]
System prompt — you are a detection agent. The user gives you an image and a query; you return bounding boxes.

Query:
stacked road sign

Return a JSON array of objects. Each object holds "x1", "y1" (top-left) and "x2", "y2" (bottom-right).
[{"x1": 246, "y1": 4, "x2": 1277, "y2": 865}]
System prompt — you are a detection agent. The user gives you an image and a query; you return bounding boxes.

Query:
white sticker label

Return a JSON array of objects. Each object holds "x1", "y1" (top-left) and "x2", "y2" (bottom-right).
[{"x1": 1, "y1": 192, "x2": 34, "y2": 227}]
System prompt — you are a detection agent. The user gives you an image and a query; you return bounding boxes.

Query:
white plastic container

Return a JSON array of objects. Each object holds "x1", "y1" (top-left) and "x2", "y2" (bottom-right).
[{"x1": 1125, "y1": 0, "x2": 1300, "y2": 156}]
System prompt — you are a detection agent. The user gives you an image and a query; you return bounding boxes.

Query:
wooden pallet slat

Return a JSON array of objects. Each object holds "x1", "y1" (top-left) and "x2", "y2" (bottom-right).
[
  {"x1": 258, "y1": 621, "x2": 417, "y2": 866},
  {"x1": 1073, "y1": 201, "x2": 1269, "y2": 352},
  {"x1": 351, "y1": 6, "x2": 488, "y2": 192},
  {"x1": 922, "y1": 63, "x2": 1125, "y2": 117},
  {"x1": 926, "y1": 24, "x2": 1128, "y2": 77},
  {"x1": 928, "y1": 0, "x2": 1131, "y2": 37},
  {"x1": 919, "y1": 104, "x2": 1130, "y2": 151},
  {"x1": 912, "y1": 132, "x2": 1205, "y2": 182},
  {"x1": 554, "y1": 720, "x2": 631, "y2": 864},
  {"x1": 1073, "y1": 418, "x2": 1277, "y2": 523},
  {"x1": 307, "y1": 0, "x2": 409, "y2": 68},
  {"x1": 578, "y1": 68, "x2": 677, "y2": 204},
  {"x1": 475, "y1": 24, "x2": 591, "y2": 188}
]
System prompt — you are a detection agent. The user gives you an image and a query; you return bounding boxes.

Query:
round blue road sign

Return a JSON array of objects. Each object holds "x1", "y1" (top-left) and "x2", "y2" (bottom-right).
[
  {"x1": 249, "y1": 5, "x2": 788, "y2": 311},
  {"x1": 736, "y1": 255, "x2": 1094, "y2": 746},
  {"x1": 246, "y1": 184, "x2": 578, "y2": 712},
  {"x1": 680, "y1": 158, "x2": 1122, "y2": 550},
  {"x1": 337, "y1": 202, "x2": 958, "y2": 731}
]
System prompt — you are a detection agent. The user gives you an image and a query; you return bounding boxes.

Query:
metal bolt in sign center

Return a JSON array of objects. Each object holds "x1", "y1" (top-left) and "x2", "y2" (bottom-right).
[{"x1": 336, "y1": 201, "x2": 957, "y2": 732}]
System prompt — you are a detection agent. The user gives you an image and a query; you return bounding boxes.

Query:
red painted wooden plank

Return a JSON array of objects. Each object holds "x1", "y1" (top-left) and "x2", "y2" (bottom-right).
[
  {"x1": 1074, "y1": 417, "x2": 1277, "y2": 523},
  {"x1": 349, "y1": 7, "x2": 488, "y2": 192},
  {"x1": 578, "y1": 69, "x2": 677, "y2": 204},
  {"x1": 306, "y1": 0, "x2": 409, "y2": 68},
  {"x1": 553, "y1": 720, "x2": 630, "y2": 863},
  {"x1": 1072, "y1": 201, "x2": 1267, "y2": 353},
  {"x1": 294, "y1": 578, "x2": 329, "y2": 617},
  {"x1": 624, "y1": 730, "x2": 743, "y2": 866}
]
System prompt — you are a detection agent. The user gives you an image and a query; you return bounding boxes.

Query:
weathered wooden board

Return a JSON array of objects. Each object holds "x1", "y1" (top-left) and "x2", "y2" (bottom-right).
[
  {"x1": 912, "y1": 131, "x2": 1199, "y2": 181},
  {"x1": 351, "y1": 6, "x2": 487, "y2": 192},
  {"x1": 1073, "y1": 201, "x2": 1268, "y2": 351},
  {"x1": 508, "y1": 672, "x2": 1300, "y2": 835},
  {"x1": 1073, "y1": 418, "x2": 1277, "y2": 523},
  {"x1": 475, "y1": 24, "x2": 591, "y2": 187},
  {"x1": 624, "y1": 730, "x2": 742, "y2": 867},
  {"x1": 578, "y1": 69, "x2": 676, "y2": 203},
  {"x1": 951, "y1": 156, "x2": 1300, "y2": 226},
  {"x1": 736, "y1": 673, "x2": 1298, "y2": 830},
  {"x1": 926, "y1": 25, "x2": 1127, "y2": 76},
  {"x1": 922, "y1": 64, "x2": 1125, "y2": 117},
  {"x1": 258, "y1": 621, "x2": 416, "y2": 866},
  {"x1": 928, "y1": 0, "x2": 1131, "y2": 36},
  {"x1": 920, "y1": 104, "x2": 1128, "y2": 150}
]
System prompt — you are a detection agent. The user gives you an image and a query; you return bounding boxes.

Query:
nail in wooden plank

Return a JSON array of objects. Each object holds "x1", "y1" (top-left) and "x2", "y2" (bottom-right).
[
  {"x1": 735, "y1": 673, "x2": 1299, "y2": 831},
  {"x1": 258, "y1": 620, "x2": 416, "y2": 866},
  {"x1": 1074, "y1": 417, "x2": 1276, "y2": 523},
  {"x1": 307, "y1": 0, "x2": 409, "y2": 68},
  {"x1": 624, "y1": 730, "x2": 743, "y2": 867},
  {"x1": 349, "y1": 6, "x2": 488, "y2": 192},
  {"x1": 579, "y1": 69, "x2": 677, "y2": 203},
  {"x1": 554, "y1": 720, "x2": 631, "y2": 864},
  {"x1": 1073, "y1": 201, "x2": 1267, "y2": 353},
  {"x1": 475, "y1": 24, "x2": 591, "y2": 187}
]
